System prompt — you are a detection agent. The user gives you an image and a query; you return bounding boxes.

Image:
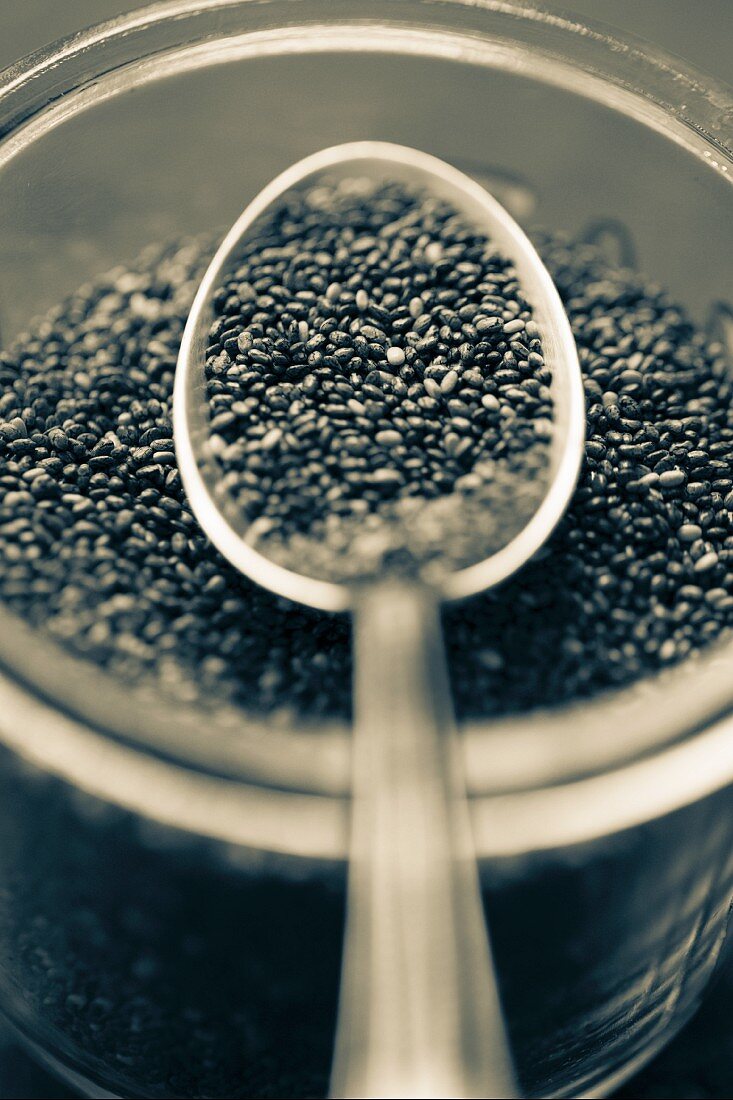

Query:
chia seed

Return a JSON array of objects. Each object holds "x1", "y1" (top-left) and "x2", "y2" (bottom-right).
[
  {"x1": 203, "y1": 178, "x2": 552, "y2": 585},
  {"x1": 0, "y1": 232, "x2": 730, "y2": 723}
]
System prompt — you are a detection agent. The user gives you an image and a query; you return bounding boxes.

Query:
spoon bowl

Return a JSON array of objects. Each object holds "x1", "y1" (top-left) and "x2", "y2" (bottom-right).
[
  {"x1": 174, "y1": 142, "x2": 584, "y2": 612},
  {"x1": 174, "y1": 142, "x2": 585, "y2": 1099}
]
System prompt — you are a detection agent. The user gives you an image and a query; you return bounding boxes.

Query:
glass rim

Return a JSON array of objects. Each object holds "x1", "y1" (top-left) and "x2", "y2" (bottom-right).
[
  {"x1": 0, "y1": 0, "x2": 732, "y2": 856},
  {"x1": 0, "y1": 0, "x2": 731, "y2": 157}
]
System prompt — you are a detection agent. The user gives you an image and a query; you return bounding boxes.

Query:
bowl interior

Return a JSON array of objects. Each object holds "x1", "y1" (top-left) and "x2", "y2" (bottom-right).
[{"x1": 0, "y1": 9, "x2": 731, "y2": 793}]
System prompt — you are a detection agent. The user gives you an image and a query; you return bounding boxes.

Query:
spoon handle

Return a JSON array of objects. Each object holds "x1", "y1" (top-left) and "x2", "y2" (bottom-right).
[{"x1": 329, "y1": 584, "x2": 518, "y2": 1100}]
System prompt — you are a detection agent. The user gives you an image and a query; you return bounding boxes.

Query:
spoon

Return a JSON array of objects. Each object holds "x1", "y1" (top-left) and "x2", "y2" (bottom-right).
[{"x1": 174, "y1": 142, "x2": 585, "y2": 1099}]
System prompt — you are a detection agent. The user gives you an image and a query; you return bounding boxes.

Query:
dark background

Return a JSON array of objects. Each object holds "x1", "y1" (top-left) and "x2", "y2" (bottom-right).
[{"x1": 0, "y1": 2, "x2": 730, "y2": 1098}]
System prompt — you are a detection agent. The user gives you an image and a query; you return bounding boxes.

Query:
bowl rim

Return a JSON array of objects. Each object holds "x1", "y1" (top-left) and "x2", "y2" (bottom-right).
[
  {"x1": 1, "y1": 0, "x2": 731, "y2": 155},
  {"x1": 3, "y1": 654, "x2": 733, "y2": 861},
  {"x1": 0, "y1": 0, "x2": 732, "y2": 856}
]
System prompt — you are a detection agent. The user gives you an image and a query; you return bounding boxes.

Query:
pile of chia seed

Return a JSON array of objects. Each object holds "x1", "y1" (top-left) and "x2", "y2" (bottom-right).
[
  {"x1": 0, "y1": 233, "x2": 731, "y2": 721},
  {"x1": 204, "y1": 178, "x2": 551, "y2": 583}
]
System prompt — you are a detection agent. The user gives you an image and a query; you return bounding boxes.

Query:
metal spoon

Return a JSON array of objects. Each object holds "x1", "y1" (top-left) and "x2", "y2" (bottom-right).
[{"x1": 174, "y1": 142, "x2": 585, "y2": 1099}]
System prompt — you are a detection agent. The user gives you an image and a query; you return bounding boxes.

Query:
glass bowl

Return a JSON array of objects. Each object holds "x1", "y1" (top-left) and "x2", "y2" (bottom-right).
[{"x1": 0, "y1": 2, "x2": 731, "y2": 1097}]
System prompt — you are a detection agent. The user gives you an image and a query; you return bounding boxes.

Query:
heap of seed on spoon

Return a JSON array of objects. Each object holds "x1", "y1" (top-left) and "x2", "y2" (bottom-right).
[{"x1": 204, "y1": 177, "x2": 552, "y2": 584}]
